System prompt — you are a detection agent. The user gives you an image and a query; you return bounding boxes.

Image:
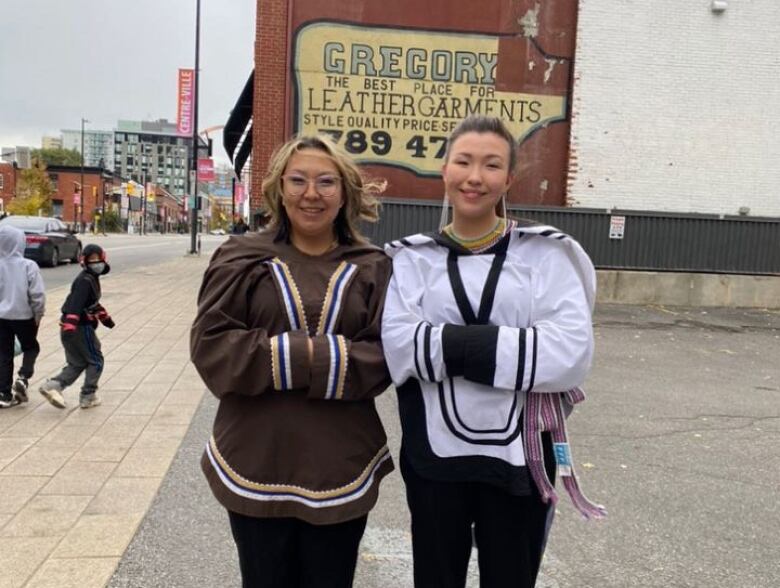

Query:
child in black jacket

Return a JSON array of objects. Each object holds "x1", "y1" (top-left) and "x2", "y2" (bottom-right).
[{"x1": 39, "y1": 244, "x2": 115, "y2": 409}]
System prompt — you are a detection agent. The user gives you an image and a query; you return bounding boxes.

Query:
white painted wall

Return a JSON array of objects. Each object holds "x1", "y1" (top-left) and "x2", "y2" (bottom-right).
[{"x1": 569, "y1": 0, "x2": 780, "y2": 217}]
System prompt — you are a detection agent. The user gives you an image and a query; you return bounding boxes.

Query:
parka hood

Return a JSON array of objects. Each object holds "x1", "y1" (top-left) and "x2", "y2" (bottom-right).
[{"x1": 0, "y1": 225, "x2": 25, "y2": 259}]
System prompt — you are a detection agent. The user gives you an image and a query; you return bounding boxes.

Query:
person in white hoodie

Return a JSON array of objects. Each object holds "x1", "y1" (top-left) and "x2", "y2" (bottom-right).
[{"x1": 0, "y1": 224, "x2": 46, "y2": 407}]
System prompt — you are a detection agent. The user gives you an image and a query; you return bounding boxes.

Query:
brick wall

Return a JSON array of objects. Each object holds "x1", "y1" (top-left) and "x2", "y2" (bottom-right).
[
  {"x1": 569, "y1": 1, "x2": 780, "y2": 217},
  {"x1": 251, "y1": 0, "x2": 289, "y2": 214},
  {"x1": 48, "y1": 169, "x2": 104, "y2": 224}
]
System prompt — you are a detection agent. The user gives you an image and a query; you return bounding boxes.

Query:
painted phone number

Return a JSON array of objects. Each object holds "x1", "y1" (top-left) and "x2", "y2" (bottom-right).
[{"x1": 319, "y1": 129, "x2": 448, "y2": 160}]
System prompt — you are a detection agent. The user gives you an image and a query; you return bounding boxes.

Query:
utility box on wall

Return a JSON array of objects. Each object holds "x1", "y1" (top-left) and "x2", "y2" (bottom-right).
[{"x1": 252, "y1": 0, "x2": 579, "y2": 211}]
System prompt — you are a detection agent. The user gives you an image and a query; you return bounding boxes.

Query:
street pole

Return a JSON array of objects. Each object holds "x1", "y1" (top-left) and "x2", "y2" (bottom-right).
[
  {"x1": 231, "y1": 175, "x2": 236, "y2": 228},
  {"x1": 141, "y1": 169, "x2": 147, "y2": 236},
  {"x1": 102, "y1": 179, "x2": 107, "y2": 235},
  {"x1": 80, "y1": 118, "x2": 88, "y2": 233},
  {"x1": 189, "y1": 0, "x2": 201, "y2": 254},
  {"x1": 141, "y1": 168, "x2": 149, "y2": 235}
]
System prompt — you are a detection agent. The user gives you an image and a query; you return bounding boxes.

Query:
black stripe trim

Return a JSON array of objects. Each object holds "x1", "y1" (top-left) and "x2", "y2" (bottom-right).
[
  {"x1": 515, "y1": 328, "x2": 527, "y2": 390},
  {"x1": 437, "y1": 381, "x2": 523, "y2": 446},
  {"x1": 447, "y1": 252, "x2": 478, "y2": 324},
  {"x1": 528, "y1": 326, "x2": 538, "y2": 392},
  {"x1": 423, "y1": 324, "x2": 435, "y2": 381},
  {"x1": 476, "y1": 237, "x2": 509, "y2": 324},
  {"x1": 446, "y1": 235, "x2": 510, "y2": 326},
  {"x1": 448, "y1": 378, "x2": 519, "y2": 435},
  {"x1": 413, "y1": 322, "x2": 425, "y2": 380},
  {"x1": 396, "y1": 380, "x2": 537, "y2": 496},
  {"x1": 400, "y1": 238, "x2": 413, "y2": 246}
]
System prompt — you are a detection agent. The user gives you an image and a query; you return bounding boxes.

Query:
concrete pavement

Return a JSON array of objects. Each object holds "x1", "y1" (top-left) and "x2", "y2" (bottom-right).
[
  {"x1": 106, "y1": 304, "x2": 780, "y2": 588},
  {"x1": 1, "y1": 240, "x2": 779, "y2": 587},
  {"x1": 0, "y1": 252, "x2": 208, "y2": 588}
]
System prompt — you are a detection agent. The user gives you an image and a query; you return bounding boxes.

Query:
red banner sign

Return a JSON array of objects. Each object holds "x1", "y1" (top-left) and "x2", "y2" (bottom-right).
[
  {"x1": 177, "y1": 68, "x2": 195, "y2": 136},
  {"x1": 235, "y1": 182, "x2": 245, "y2": 204},
  {"x1": 197, "y1": 158, "x2": 215, "y2": 182}
]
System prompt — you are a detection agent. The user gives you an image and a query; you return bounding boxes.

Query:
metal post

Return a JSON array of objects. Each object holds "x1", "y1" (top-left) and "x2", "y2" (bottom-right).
[
  {"x1": 141, "y1": 169, "x2": 147, "y2": 235},
  {"x1": 80, "y1": 118, "x2": 88, "y2": 233},
  {"x1": 189, "y1": 0, "x2": 201, "y2": 254},
  {"x1": 102, "y1": 179, "x2": 107, "y2": 235}
]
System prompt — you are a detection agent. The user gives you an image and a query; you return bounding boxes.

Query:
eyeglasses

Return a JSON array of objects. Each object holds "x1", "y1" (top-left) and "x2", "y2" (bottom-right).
[{"x1": 282, "y1": 174, "x2": 342, "y2": 198}]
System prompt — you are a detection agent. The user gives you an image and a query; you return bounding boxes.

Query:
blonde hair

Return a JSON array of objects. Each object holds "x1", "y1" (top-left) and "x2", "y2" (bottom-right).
[{"x1": 261, "y1": 135, "x2": 385, "y2": 244}]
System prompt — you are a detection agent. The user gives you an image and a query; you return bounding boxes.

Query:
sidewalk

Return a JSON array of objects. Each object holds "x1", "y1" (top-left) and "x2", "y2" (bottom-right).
[
  {"x1": 2, "y1": 251, "x2": 778, "y2": 588},
  {"x1": 0, "y1": 254, "x2": 210, "y2": 588}
]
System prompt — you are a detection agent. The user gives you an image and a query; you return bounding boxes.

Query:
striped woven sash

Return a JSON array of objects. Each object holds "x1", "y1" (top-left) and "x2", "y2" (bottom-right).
[{"x1": 523, "y1": 387, "x2": 607, "y2": 520}]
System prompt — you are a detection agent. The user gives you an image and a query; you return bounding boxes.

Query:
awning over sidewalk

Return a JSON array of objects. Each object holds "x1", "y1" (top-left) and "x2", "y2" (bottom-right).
[{"x1": 224, "y1": 70, "x2": 253, "y2": 176}]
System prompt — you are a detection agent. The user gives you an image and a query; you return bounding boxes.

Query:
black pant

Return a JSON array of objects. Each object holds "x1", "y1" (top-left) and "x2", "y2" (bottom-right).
[
  {"x1": 227, "y1": 511, "x2": 368, "y2": 588},
  {"x1": 401, "y1": 452, "x2": 553, "y2": 588},
  {"x1": 0, "y1": 318, "x2": 40, "y2": 394}
]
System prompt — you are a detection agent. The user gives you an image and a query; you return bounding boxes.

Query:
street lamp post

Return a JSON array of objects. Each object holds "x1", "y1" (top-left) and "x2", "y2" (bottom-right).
[
  {"x1": 80, "y1": 117, "x2": 89, "y2": 233},
  {"x1": 189, "y1": 0, "x2": 201, "y2": 254}
]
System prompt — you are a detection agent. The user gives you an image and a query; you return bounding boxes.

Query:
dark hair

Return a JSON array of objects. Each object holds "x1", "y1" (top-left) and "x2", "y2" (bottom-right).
[{"x1": 445, "y1": 115, "x2": 518, "y2": 173}]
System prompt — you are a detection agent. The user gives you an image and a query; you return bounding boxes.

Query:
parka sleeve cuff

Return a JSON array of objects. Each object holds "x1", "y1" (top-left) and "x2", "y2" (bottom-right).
[
  {"x1": 308, "y1": 334, "x2": 349, "y2": 400},
  {"x1": 269, "y1": 330, "x2": 312, "y2": 391}
]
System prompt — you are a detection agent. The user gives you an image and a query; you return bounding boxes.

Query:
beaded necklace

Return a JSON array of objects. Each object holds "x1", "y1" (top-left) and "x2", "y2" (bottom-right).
[{"x1": 443, "y1": 217, "x2": 512, "y2": 253}]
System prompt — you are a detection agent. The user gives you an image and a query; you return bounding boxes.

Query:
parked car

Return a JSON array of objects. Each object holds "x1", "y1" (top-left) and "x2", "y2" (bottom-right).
[{"x1": 0, "y1": 215, "x2": 82, "y2": 267}]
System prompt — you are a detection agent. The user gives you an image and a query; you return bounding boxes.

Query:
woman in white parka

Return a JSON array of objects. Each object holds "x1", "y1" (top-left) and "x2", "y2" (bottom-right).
[{"x1": 381, "y1": 115, "x2": 605, "y2": 588}]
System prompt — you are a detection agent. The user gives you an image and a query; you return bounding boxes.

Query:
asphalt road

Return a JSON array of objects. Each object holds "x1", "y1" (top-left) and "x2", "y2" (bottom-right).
[
  {"x1": 40, "y1": 233, "x2": 226, "y2": 291},
  {"x1": 109, "y1": 304, "x2": 780, "y2": 588}
]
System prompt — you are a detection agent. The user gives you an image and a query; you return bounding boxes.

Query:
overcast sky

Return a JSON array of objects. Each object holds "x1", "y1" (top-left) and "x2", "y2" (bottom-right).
[{"x1": 0, "y1": 0, "x2": 255, "y2": 164}]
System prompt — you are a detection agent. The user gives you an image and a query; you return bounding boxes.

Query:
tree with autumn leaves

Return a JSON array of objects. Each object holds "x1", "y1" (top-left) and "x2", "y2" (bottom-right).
[
  {"x1": 8, "y1": 159, "x2": 54, "y2": 216},
  {"x1": 6, "y1": 148, "x2": 83, "y2": 216}
]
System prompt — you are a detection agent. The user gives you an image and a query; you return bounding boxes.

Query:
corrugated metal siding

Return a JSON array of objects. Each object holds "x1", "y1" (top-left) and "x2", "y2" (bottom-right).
[{"x1": 363, "y1": 199, "x2": 780, "y2": 275}]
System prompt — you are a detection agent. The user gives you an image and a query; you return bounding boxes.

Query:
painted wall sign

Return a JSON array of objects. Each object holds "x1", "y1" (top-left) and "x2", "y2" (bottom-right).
[
  {"x1": 293, "y1": 22, "x2": 567, "y2": 177},
  {"x1": 252, "y1": 0, "x2": 578, "y2": 207}
]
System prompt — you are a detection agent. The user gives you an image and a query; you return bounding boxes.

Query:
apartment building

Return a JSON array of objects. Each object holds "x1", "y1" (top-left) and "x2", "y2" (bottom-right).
[{"x1": 113, "y1": 119, "x2": 206, "y2": 198}]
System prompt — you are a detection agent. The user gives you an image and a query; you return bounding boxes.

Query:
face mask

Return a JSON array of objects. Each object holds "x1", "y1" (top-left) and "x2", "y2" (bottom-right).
[{"x1": 87, "y1": 262, "x2": 106, "y2": 274}]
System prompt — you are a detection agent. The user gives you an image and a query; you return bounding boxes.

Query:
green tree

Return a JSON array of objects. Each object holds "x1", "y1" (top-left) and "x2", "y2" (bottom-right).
[
  {"x1": 32, "y1": 147, "x2": 82, "y2": 166},
  {"x1": 101, "y1": 209, "x2": 123, "y2": 232},
  {"x1": 9, "y1": 160, "x2": 54, "y2": 216}
]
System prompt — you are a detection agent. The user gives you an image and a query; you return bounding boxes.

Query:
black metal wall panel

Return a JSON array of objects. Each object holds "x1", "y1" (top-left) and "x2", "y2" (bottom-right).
[{"x1": 363, "y1": 199, "x2": 780, "y2": 275}]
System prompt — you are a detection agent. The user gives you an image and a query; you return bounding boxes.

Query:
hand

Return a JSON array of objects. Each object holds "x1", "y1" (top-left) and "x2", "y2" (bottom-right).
[{"x1": 95, "y1": 306, "x2": 114, "y2": 328}]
